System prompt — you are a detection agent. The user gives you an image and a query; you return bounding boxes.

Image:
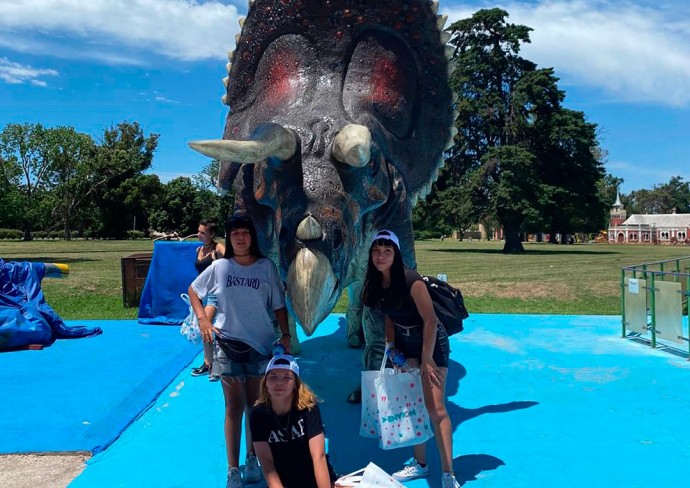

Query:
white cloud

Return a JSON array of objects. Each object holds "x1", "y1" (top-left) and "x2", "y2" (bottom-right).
[
  {"x1": 443, "y1": 1, "x2": 690, "y2": 107},
  {"x1": 0, "y1": 0, "x2": 241, "y2": 62},
  {"x1": 0, "y1": 57, "x2": 58, "y2": 86},
  {"x1": 154, "y1": 95, "x2": 179, "y2": 104}
]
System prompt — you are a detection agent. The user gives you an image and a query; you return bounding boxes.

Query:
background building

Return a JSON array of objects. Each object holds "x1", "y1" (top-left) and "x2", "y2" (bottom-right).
[{"x1": 608, "y1": 194, "x2": 690, "y2": 244}]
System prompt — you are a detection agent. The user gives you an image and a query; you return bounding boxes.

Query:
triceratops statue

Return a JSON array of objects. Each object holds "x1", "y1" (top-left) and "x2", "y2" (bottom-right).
[{"x1": 190, "y1": 0, "x2": 456, "y2": 355}]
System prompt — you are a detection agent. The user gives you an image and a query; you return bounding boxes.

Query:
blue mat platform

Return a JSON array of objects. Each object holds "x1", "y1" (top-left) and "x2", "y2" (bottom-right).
[
  {"x1": 0, "y1": 320, "x2": 200, "y2": 454},
  {"x1": 68, "y1": 314, "x2": 690, "y2": 488}
]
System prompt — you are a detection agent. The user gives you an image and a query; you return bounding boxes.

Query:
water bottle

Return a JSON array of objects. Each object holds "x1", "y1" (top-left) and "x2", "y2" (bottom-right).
[
  {"x1": 386, "y1": 347, "x2": 414, "y2": 371},
  {"x1": 272, "y1": 340, "x2": 285, "y2": 356}
]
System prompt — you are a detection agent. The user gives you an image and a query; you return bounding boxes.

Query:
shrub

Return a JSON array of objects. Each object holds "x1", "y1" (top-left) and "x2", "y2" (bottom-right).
[
  {"x1": 413, "y1": 229, "x2": 438, "y2": 241},
  {"x1": 127, "y1": 230, "x2": 145, "y2": 240},
  {"x1": 0, "y1": 228, "x2": 22, "y2": 239}
]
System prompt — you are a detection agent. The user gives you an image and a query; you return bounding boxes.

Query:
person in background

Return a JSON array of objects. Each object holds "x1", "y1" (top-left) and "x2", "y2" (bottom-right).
[
  {"x1": 250, "y1": 355, "x2": 337, "y2": 488},
  {"x1": 188, "y1": 215, "x2": 291, "y2": 488},
  {"x1": 190, "y1": 218, "x2": 226, "y2": 381},
  {"x1": 361, "y1": 229, "x2": 459, "y2": 488}
]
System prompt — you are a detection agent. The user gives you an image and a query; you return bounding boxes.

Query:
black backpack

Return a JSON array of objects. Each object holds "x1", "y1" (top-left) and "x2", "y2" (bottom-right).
[{"x1": 421, "y1": 275, "x2": 469, "y2": 336}]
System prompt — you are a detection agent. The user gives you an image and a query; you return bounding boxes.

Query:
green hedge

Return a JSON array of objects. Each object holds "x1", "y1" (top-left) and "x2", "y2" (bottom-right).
[{"x1": 0, "y1": 228, "x2": 22, "y2": 239}]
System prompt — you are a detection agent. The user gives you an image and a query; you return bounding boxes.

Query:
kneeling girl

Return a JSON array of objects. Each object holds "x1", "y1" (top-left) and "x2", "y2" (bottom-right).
[{"x1": 249, "y1": 355, "x2": 337, "y2": 488}]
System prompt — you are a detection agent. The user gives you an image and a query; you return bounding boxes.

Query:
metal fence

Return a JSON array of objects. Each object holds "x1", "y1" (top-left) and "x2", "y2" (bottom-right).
[{"x1": 621, "y1": 256, "x2": 690, "y2": 356}]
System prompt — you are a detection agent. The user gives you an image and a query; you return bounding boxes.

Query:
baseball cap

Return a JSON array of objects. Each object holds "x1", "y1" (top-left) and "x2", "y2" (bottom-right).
[
  {"x1": 266, "y1": 354, "x2": 300, "y2": 377},
  {"x1": 372, "y1": 229, "x2": 400, "y2": 250}
]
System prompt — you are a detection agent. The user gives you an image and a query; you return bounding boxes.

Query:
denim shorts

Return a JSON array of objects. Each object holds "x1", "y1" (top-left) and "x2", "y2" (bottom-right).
[
  {"x1": 394, "y1": 322, "x2": 450, "y2": 368},
  {"x1": 212, "y1": 337, "x2": 269, "y2": 379}
]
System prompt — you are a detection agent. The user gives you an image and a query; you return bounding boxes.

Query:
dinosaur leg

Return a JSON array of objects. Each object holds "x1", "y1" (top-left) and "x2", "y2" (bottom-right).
[
  {"x1": 347, "y1": 305, "x2": 385, "y2": 403},
  {"x1": 362, "y1": 305, "x2": 386, "y2": 371},
  {"x1": 288, "y1": 314, "x2": 301, "y2": 355},
  {"x1": 345, "y1": 282, "x2": 365, "y2": 348}
]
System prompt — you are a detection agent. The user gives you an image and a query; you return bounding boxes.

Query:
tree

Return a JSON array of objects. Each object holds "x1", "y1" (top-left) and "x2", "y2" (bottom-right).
[
  {"x1": 0, "y1": 123, "x2": 53, "y2": 240},
  {"x1": 91, "y1": 122, "x2": 159, "y2": 238},
  {"x1": 626, "y1": 176, "x2": 690, "y2": 214},
  {"x1": 444, "y1": 9, "x2": 541, "y2": 252},
  {"x1": 42, "y1": 127, "x2": 98, "y2": 239},
  {"x1": 120, "y1": 174, "x2": 165, "y2": 235},
  {"x1": 192, "y1": 159, "x2": 235, "y2": 224},
  {"x1": 149, "y1": 177, "x2": 206, "y2": 235},
  {"x1": 443, "y1": 8, "x2": 607, "y2": 251},
  {"x1": 537, "y1": 109, "x2": 607, "y2": 240}
]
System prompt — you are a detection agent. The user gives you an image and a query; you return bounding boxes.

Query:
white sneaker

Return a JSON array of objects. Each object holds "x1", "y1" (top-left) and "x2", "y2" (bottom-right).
[
  {"x1": 244, "y1": 453, "x2": 262, "y2": 483},
  {"x1": 442, "y1": 472, "x2": 461, "y2": 488},
  {"x1": 226, "y1": 467, "x2": 242, "y2": 488},
  {"x1": 392, "y1": 458, "x2": 429, "y2": 481}
]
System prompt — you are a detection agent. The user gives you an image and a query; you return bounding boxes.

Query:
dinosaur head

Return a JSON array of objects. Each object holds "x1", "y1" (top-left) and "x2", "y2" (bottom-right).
[{"x1": 190, "y1": 0, "x2": 455, "y2": 334}]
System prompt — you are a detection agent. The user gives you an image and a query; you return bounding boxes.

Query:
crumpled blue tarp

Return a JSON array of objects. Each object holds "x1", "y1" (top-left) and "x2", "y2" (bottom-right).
[
  {"x1": 0, "y1": 259, "x2": 102, "y2": 350},
  {"x1": 137, "y1": 241, "x2": 198, "y2": 325}
]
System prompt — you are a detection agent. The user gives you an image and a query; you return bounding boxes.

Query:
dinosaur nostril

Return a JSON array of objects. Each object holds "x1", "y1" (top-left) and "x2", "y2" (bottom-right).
[{"x1": 310, "y1": 120, "x2": 333, "y2": 157}]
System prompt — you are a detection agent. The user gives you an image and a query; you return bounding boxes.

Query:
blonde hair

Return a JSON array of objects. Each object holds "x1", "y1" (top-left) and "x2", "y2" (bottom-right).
[{"x1": 255, "y1": 372, "x2": 319, "y2": 411}]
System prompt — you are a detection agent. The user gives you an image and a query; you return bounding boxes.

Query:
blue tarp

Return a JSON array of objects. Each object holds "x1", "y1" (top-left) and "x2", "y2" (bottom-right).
[
  {"x1": 137, "y1": 241, "x2": 199, "y2": 325},
  {"x1": 0, "y1": 259, "x2": 102, "y2": 350}
]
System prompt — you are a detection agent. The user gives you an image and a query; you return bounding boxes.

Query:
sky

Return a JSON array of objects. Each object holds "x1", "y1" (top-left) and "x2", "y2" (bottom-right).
[{"x1": 0, "y1": 0, "x2": 688, "y2": 195}]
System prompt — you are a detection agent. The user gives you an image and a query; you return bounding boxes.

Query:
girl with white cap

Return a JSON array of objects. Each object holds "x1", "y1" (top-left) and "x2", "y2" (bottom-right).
[
  {"x1": 362, "y1": 230, "x2": 459, "y2": 488},
  {"x1": 249, "y1": 355, "x2": 338, "y2": 488}
]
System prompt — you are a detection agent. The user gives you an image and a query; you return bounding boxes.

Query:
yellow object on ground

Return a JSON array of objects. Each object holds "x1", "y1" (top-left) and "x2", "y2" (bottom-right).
[{"x1": 44, "y1": 263, "x2": 69, "y2": 278}]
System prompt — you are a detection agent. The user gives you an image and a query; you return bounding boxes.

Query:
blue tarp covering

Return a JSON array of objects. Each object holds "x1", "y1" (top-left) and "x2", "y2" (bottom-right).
[
  {"x1": 0, "y1": 259, "x2": 102, "y2": 350},
  {"x1": 137, "y1": 241, "x2": 198, "y2": 325},
  {"x1": 0, "y1": 320, "x2": 200, "y2": 454}
]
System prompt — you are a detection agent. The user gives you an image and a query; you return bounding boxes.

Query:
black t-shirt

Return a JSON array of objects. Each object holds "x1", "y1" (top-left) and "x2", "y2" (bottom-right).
[
  {"x1": 249, "y1": 403, "x2": 337, "y2": 488},
  {"x1": 377, "y1": 268, "x2": 424, "y2": 327}
]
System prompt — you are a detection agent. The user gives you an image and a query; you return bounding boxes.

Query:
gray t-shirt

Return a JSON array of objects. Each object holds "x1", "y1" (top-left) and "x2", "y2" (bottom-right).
[{"x1": 190, "y1": 257, "x2": 285, "y2": 356}]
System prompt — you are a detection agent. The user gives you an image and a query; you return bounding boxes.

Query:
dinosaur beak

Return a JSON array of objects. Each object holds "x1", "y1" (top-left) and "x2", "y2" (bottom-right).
[{"x1": 286, "y1": 248, "x2": 338, "y2": 335}]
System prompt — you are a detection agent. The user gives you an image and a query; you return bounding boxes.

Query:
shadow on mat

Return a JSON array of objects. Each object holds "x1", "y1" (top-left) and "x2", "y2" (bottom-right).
[
  {"x1": 454, "y1": 454, "x2": 505, "y2": 485},
  {"x1": 295, "y1": 318, "x2": 536, "y2": 484}
]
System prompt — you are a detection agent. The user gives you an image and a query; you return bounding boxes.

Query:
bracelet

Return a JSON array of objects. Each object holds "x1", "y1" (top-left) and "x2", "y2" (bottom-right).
[{"x1": 281, "y1": 333, "x2": 291, "y2": 338}]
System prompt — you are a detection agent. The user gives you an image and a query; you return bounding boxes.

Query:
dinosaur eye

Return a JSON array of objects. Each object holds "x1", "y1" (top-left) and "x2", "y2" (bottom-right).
[
  {"x1": 253, "y1": 35, "x2": 311, "y2": 109},
  {"x1": 342, "y1": 32, "x2": 417, "y2": 139}
]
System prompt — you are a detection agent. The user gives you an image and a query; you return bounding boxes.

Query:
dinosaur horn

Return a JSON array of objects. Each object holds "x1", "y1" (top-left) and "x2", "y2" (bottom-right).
[
  {"x1": 188, "y1": 122, "x2": 297, "y2": 163},
  {"x1": 331, "y1": 124, "x2": 372, "y2": 167}
]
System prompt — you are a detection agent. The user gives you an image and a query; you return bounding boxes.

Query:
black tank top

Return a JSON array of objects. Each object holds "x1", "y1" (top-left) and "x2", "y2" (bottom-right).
[
  {"x1": 377, "y1": 269, "x2": 424, "y2": 327},
  {"x1": 194, "y1": 243, "x2": 220, "y2": 274}
]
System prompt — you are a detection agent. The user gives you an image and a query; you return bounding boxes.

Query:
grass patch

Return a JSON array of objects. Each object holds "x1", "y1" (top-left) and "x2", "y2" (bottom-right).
[
  {"x1": 2, "y1": 239, "x2": 689, "y2": 319},
  {"x1": 1, "y1": 240, "x2": 153, "y2": 320}
]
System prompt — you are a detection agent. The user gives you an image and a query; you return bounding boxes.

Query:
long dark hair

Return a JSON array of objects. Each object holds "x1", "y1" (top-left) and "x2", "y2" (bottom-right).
[
  {"x1": 224, "y1": 215, "x2": 264, "y2": 259},
  {"x1": 361, "y1": 238, "x2": 407, "y2": 309}
]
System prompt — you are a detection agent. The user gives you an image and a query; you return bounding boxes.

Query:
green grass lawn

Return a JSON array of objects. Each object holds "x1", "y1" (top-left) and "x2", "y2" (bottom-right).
[{"x1": 1, "y1": 239, "x2": 689, "y2": 319}]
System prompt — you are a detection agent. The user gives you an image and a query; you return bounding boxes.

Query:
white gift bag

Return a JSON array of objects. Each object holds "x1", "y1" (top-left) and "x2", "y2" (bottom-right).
[
  {"x1": 374, "y1": 365, "x2": 433, "y2": 450},
  {"x1": 179, "y1": 293, "x2": 201, "y2": 344},
  {"x1": 335, "y1": 462, "x2": 404, "y2": 488},
  {"x1": 360, "y1": 351, "x2": 397, "y2": 438}
]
